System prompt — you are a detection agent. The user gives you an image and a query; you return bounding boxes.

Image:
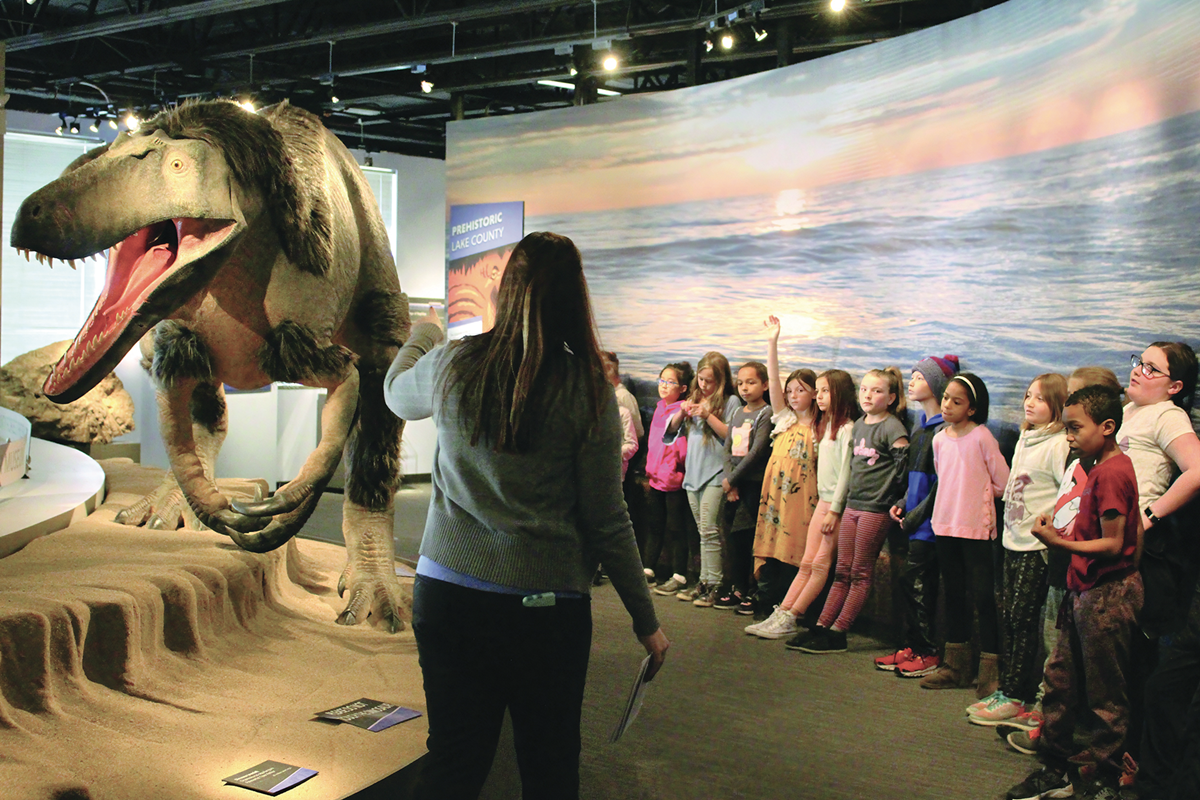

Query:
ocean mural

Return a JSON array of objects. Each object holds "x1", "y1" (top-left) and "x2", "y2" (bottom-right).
[{"x1": 446, "y1": 0, "x2": 1200, "y2": 422}]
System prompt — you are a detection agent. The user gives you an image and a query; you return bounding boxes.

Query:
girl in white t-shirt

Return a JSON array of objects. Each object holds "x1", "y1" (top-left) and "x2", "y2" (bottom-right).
[{"x1": 1120, "y1": 342, "x2": 1200, "y2": 527}]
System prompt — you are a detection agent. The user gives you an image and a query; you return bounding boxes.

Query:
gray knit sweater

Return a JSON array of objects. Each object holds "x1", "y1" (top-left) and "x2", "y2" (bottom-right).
[{"x1": 383, "y1": 323, "x2": 660, "y2": 637}]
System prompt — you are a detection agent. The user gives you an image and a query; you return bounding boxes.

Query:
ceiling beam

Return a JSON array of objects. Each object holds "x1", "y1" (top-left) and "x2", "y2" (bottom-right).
[{"x1": 5, "y1": 0, "x2": 295, "y2": 52}]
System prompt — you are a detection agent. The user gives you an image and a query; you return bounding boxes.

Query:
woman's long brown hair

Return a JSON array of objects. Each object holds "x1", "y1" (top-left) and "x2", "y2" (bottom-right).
[{"x1": 443, "y1": 231, "x2": 608, "y2": 453}]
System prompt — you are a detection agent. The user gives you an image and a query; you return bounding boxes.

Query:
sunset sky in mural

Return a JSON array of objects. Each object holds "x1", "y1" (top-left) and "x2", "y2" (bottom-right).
[{"x1": 447, "y1": 0, "x2": 1200, "y2": 216}]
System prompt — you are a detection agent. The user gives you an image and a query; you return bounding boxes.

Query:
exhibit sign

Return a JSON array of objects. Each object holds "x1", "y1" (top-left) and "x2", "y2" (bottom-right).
[
  {"x1": 316, "y1": 697, "x2": 422, "y2": 732},
  {"x1": 446, "y1": 201, "x2": 524, "y2": 340},
  {"x1": 223, "y1": 760, "x2": 317, "y2": 795},
  {"x1": 0, "y1": 407, "x2": 32, "y2": 488}
]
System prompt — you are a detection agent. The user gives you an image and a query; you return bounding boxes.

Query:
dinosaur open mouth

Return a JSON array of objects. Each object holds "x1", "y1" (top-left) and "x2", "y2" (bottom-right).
[{"x1": 32, "y1": 217, "x2": 237, "y2": 400}]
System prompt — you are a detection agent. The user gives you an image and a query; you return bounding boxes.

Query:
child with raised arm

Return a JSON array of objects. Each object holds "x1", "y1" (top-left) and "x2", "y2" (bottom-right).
[
  {"x1": 920, "y1": 373, "x2": 1009, "y2": 696},
  {"x1": 714, "y1": 361, "x2": 774, "y2": 614},
  {"x1": 1005, "y1": 385, "x2": 1143, "y2": 800},
  {"x1": 793, "y1": 367, "x2": 909, "y2": 654},
  {"x1": 877, "y1": 355, "x2": 960, "y2": 678},
  {"x1": 742, "y1": 316, "x2": 820, "y2": 627}
]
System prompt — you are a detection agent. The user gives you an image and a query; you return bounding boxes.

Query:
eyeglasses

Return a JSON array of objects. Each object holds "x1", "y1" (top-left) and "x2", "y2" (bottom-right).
[
  {"x1": 1131, "y1": 354, "x2": 1170, "y2": 380},
  {"x1": 657, "y1": 379, "x2": 680, "y2": 387}
]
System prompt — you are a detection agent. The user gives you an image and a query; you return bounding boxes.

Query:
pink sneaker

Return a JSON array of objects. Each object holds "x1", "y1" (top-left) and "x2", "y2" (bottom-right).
[
  {"x1": 969, "y1": 696, "x2": 1025, "y2": 726},
  {"x1": 874, "y1": 647, "x2": 914, "y2": 672},
  {"x1": 896, "y1": 653, "x2": 940, "y2": 678}
]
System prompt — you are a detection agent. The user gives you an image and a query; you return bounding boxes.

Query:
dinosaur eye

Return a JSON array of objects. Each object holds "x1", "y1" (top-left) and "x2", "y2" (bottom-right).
[{"x1": 169, "y1": 157, "x2": 185, "y2": 172}]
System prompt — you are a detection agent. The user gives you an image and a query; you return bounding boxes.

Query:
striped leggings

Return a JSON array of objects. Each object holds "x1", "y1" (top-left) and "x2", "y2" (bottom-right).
[{"x1": 818, "y1": 508, "x2": 892, "y2": 632}]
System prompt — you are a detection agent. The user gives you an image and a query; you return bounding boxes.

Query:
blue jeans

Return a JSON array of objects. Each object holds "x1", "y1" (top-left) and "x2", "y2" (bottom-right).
[{"x1": 411, "y1": 575, "x2": 593, "y2": 800}]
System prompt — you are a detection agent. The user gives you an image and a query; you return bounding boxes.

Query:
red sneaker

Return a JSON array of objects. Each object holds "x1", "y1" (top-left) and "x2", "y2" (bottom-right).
[
  {"x1": 873, "y1": 647, "x2": 914, "y2": 672},
  {"x1": 896, "y1": 653, "x2": 941, "y2": 678}
]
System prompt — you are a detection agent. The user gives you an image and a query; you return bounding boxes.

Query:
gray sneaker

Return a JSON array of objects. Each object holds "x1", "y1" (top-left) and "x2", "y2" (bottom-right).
[
  {"x1": 676, "y1": 582, "x2": 700, "y2": 601},
  {"x1": 653, "y1": 577, "x2": 685, "y2": 596},
  {"x1": 747, "y1": 606, "x2": 798, "y2": 639},
  {"x1": 693, "y1": 584, "x2": 719, "y2": 607}
]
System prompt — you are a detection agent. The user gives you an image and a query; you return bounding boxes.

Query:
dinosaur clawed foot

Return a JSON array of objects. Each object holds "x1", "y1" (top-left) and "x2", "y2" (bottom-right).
[{"x1": 335, "y1": 565, "x2": 410, "y2": 633}]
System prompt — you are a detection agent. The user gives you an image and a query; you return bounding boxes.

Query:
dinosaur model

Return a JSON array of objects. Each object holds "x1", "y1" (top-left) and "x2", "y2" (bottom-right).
[{"x1": 10, "y1": 100, "x2": 412, "y2": 631}]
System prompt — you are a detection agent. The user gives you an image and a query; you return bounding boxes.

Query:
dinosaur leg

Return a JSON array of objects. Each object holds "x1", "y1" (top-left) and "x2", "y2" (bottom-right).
[{"x1": 335, "y1": 365, "x2": 407, "y2": 632}]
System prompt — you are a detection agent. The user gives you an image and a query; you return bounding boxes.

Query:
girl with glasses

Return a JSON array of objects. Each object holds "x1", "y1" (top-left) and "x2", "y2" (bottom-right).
[{"x1": 644, "y1": 361, "x2": 697, "y2": 594}]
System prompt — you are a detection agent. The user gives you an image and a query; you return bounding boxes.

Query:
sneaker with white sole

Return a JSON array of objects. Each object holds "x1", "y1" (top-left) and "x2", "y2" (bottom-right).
[
  {"x1": 653, "y1": 577, "x2": 686, "y2": 596},
  {"x1": 996, "y1": 708, "x2": 1045, "y2": 735},
  {"x1": 745, "y1": 606, "x2": 798, "y2": 639},
  {"x1": 874, "y1": 647, "x2": 914, "y2": 672},
  {"x1": 896, "y1": 652, "x2": 941, "y2": 678},
  {"x1": 968, "y1": 689, "x2": 1007, "y2": 715},
  {"x1": 970, "y1": 695, "x2": 1025, "y2": 726},
  {"x1": 676, "y1": 582, "x2": 701, "y2": 601},
  {"x1": 1005, "y1": 765, "x2": 1072, "y2": 800},
  {"x1": 1005, "y1": 727, "x2": 1041, "y2": 756},
  {"x1": 693, "y1": 584, "x2": 719, "y2": 608}
]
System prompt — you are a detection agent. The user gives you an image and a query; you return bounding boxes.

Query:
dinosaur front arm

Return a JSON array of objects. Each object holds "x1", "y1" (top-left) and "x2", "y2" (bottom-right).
[
  {"x1": 159, "y1": 377, "x2": 267, "y2": 535},
  {"x1": 226, "y1": 368, "x2": 360, "y2": 551}
]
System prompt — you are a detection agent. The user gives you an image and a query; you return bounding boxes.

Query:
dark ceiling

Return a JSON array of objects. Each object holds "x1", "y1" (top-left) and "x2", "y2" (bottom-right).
[{"x1": 2, "y1": 0, "x2": 1009, "y2": 159}]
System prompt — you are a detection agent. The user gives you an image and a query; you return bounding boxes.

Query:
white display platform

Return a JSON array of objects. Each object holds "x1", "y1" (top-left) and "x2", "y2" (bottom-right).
[{"x1": 0, "y1": 438, "x2": 106, "y2": 558}]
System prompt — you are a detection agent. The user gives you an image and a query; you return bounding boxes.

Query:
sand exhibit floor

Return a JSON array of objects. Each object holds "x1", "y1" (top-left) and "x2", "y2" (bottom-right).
[{"x1": 0, "y1": 460, "x2": 425, "y2": 800}]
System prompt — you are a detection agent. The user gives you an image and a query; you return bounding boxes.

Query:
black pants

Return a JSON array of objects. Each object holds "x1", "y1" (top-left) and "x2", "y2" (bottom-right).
[
  {"x1": 1140, "y1": 590, "x2": 1200, "y2": 800},
  {"x1": 757, "y1": 558, "x2": 800, "y2": 608},
  {"x1": 643, "y1": 487, "x2": 692, "y2": 579},
  {"x1": 1000, "y1": 549, "x2": 1049, "y2": 704},
  {"x1": 936, "y1": 536, "x2": 999, "y2": 653},
  {"x1": 412, "y1": 575, "x2": 593, "y2": 800},
  {"x1": 899, "y1": 537, "x2": 940, "y2": 655},
  {"x1": 723, "y1": 479, "x2": 763, "y2": 593}
]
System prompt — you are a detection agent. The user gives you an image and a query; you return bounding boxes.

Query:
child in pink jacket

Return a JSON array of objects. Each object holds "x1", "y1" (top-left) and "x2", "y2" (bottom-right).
[
  {"x1": 644, "y1": 362, "x2": 695, "y2": 593},
  {"x1": 922, "y1": 373, "x2": 1010, "y2": 697}
]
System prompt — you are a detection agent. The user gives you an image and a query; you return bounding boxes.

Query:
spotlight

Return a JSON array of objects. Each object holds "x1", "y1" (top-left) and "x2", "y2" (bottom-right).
[
  {"x1": 753, "y1": 25, "x2": 768, "y2": 42},
  {"x1": 705, "y1": 38, "x2": 714, "y2": 53},
  {"x1": 569, "y1": 66, "x2": 578, "y2": 76},
  {"x1": 330, "y1": 94, "x2": 340, "y2": 104},
  {"x1": 69, "y1": 120, "x2": 80, "y2": 134},
  {"x1": 238, "y1": 99, "x2": 256, "y2": 113},
  {"x1": 124, "y1": 112, "x2": 140, "y2": 131},
  {"x1": 602, "y1": 55, "x2": 618, "y2": 71},
  {"x1": 831, "y1": 0, "x2": 846, "y2": 11},
  {"x1": 720, "y1": 33, "x2": 734, "y2": 50},
  {"x1": 420, "y1": 81, "x2": 433, "y2": 93},
  {"x1": 55, "y1": 124, "x2": 63, "y2": 135},
  {"x1": 89, "y1": 119, "x2": 99, "y2": 133},
  {"x1": 55, "y1": 114, "x2": 66, "y2": 136},
  {"x1": 108, "y1": 118, "x2": 118, "y2": 129}
]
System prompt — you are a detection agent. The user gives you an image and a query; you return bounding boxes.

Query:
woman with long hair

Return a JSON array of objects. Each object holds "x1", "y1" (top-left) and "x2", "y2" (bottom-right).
[{"x1": 385, "y1": 231, "x2": 669, "y2": 800}]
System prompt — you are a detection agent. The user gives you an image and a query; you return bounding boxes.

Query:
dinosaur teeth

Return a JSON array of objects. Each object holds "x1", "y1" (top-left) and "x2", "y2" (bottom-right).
[{"x1": 68, "y1": 259, "x2": 76, "y2": 270}]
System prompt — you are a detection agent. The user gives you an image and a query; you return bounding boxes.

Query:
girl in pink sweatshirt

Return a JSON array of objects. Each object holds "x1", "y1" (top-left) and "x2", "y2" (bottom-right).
[{"x1": 922, "y1": 373, "x2": 1010, "y2": 697}]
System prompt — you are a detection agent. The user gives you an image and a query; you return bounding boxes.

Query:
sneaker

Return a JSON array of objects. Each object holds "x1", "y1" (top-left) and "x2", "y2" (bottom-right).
[
  {"x1": 1005, "y1": 727, "x2": 1041, "y2": 756},
  {"x1": 970, "y1": 694, "x2": 1026, "y2": 726},
  {"x1": 996, "y1": 708, "x2": 1045, "y2": 735},
  {"x1": 874, "y1": 647, "x2": 914, "y2": 672},
  {"x1": 799, "y1": 628, "x2": 847, "y2": 654},
  {"x1": 784, "y1": 627, "x2": 820, "y2": 651},
  {"x1": 968, "y1": 689, "x2": 1007, "y2": 715},
  {"x1": 1005, "y1": 766, "x2": 1072, "y2": 800},
  {"x1": 746, "y1": 607, "x2": 798, "y2": 639},
  {"x1": 693, "y1": 584, "x2": 719, "y2": 608},
  {"x1": 736, "y1": 598, "x2": 756, "y2": 616},
  {"x1": 896, "y1": 653, "x2": 941, "y2": 678},
  {"x1": 712, "y1": 589, "x2": 743, "y2": 611},
  {"x1": 676, "y1": 582, "x2": 701, "y2": 601},
  {"x1": 644, "y1": 568, "x2": 656, "y2": 582},
  {"x1": 1076, "y1": 774, "x2": 1120, "y2": 800},
  {"x1": 653, "y1": 577, "x2": 686, "y2": 596}
]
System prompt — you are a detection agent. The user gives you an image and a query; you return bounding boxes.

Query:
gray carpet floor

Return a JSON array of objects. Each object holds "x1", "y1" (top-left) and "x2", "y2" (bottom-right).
[{"x1": 302, "y1": 487, "x2": 1032, "y2": 800}]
